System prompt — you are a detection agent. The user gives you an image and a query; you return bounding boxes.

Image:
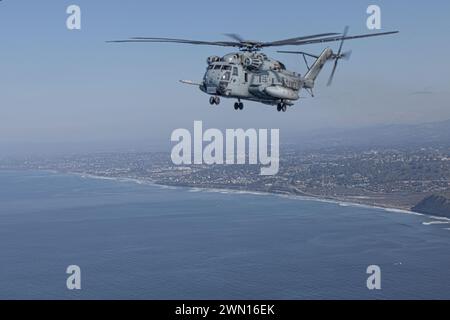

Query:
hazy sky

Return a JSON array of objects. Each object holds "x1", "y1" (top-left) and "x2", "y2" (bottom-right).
[{"x1": 1, "y1": 0, "x2": 449, "y2": 155}]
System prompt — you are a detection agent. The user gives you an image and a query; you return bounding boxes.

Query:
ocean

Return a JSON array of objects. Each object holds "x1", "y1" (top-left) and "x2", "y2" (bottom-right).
[{"x1": 0, "y1": 170, "x2": 449, "y2": 299}]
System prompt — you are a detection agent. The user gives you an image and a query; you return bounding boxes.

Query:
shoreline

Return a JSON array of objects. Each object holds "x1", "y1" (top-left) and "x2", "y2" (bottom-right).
[
  {"x1": 69, "y1": 171, "x2": 450, "y2": 222},
  {"x1": 65, "y1": 171, "x2": 445, "y2": 219},
  {"x1": 2, "y1": 168, "x2": 449, "y2": 222}
]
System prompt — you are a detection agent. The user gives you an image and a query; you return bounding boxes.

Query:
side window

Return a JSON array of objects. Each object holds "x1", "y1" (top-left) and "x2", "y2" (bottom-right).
[
  {"x1": 222, "y1": 72, "x2": 231, "y2": 81},
  {"x1": 244, "y1": 73, "x2": 248, "y2": 82},
  {"x1": 233, "y1": 67, "x2": 238, "y2": 76}
]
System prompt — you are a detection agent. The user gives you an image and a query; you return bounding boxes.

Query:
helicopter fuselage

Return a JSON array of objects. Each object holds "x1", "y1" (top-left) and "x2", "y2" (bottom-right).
[{"x1": 200, "y1": 52, "x2": 304, "y2": 107}]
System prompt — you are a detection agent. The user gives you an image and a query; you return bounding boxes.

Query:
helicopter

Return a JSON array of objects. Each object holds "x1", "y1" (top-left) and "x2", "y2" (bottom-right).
[{"x1": 109, "y1": 27, "x2": 398, "y2": 112}]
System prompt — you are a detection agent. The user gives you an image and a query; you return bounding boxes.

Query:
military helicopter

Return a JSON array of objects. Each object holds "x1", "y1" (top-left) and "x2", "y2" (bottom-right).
[{"x1": 109, "y1": 27, "x2": 398, "y2": 112}]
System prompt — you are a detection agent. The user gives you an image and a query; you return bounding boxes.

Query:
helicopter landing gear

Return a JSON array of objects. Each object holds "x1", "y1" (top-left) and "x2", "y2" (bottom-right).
[
  {"x1": 210, "y1": 96, "x2": 220, "y2": 105},
  {"x1": 234, "y1": 101, "x2": 244, "y2": 111},
  {"x1": 277, "y1": 103, "x2": 287, "y2": 112}
]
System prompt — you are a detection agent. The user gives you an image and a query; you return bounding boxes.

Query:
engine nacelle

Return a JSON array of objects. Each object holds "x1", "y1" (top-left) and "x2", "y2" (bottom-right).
[
  {"x1": 243, "y1": 57, "x2": 263, "y2": 70},
  {"x1": 207, "y1": 56, "x2": 221, "y2": 65}
]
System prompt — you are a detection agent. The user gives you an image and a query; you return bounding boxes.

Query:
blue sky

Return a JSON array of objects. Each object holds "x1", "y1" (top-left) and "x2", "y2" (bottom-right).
[{"x1": 1, "y1": 0, "x2": 449, "y2": 154}]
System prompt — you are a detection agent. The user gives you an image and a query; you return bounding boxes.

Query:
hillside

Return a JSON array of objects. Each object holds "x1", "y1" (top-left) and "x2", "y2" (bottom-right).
[{"x1": 412, "y1": 195, "x2": 450, "y2": 218}]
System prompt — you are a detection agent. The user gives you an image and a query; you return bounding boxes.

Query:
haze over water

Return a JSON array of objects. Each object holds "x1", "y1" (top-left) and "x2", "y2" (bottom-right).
[{"x1": 0, "y1": 170, "x2": 449, "y2": 299}]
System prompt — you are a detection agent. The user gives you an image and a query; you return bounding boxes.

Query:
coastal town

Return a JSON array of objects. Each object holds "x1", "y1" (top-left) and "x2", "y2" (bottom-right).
[{"x1": 2, "y1": 145, "x2": 449, "y2": 213}]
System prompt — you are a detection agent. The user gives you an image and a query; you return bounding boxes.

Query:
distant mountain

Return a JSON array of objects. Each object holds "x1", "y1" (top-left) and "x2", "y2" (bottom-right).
[
  {"x1": 293, "y1": 119, "x2": 450, "y2": 149},
  {"x1": 412, "y1": 195, "x2": 450, "y2": 218}
]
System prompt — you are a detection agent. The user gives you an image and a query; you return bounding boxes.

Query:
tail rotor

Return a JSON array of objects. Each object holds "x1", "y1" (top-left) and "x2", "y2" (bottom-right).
[{"x1": 327, "y1": 26, "x2": 352, "y2": 86}]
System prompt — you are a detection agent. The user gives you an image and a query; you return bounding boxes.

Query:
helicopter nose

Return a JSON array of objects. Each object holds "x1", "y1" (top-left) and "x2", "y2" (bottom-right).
[
  {"x1": 203, "y1": 71, "x2": 220, "y2": 94},
  {"x1": 204, "y1": 71, "x2": 219, "y2": 86}
]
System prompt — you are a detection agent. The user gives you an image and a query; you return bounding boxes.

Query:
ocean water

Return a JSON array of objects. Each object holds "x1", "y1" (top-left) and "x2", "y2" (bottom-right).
[{"x1": 0, "y1": 170, "x2": 449, "y2": 300}]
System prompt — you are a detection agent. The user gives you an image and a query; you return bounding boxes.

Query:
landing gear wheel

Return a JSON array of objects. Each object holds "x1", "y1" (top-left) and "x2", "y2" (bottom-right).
[
  {"x1": 239, "y1": 102, "x2": 244, "y2": 110},
  {"x1": 277, "y1": 104, "x2": 282, "y2": 112},
  {"x1": 282, "y1": 105, "x2": 287, "y2": 112},
  {"x1": 234, "y1": 102, "x2": 239, "y2": 110},
  {"x1": 214, "y1": 96, "x2": 221, "y2": 105},
  {"x1": 209, "y1": 96, "x2": 216, "y2": 105}
]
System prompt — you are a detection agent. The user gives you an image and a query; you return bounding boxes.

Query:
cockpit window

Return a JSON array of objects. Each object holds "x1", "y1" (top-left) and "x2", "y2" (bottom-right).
[
  {"x1": 214, "y1": 65, "x2": 222, "y2": 70},
  {"x1": 233, "y1": 67, "x2": 238, "y2": 76},
  {"x1": 222, "y1": 65, "x2": 232, "y2": 71},
  {"x1": 221, "y1": 72, "x2": 231, "y2": 81},
  {"x1": 207, "y1": 65, "x2": 213, "y2": 70}
]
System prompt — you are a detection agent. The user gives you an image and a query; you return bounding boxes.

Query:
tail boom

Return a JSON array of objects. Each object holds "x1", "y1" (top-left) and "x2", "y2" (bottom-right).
[{"x1": 303, "y1": 48, "x2": 333, "y2": 88}]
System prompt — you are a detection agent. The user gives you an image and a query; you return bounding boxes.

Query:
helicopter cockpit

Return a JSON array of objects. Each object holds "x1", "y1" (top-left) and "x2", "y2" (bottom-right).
[{"x1": 204, "y1": 56, "x2": 237, "y2": 93}]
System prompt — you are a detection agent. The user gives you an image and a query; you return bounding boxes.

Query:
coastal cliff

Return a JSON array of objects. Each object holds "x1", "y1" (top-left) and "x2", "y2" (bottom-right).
[{"x1": 412, "y1": 195, "x2": 450, "y2": 218}]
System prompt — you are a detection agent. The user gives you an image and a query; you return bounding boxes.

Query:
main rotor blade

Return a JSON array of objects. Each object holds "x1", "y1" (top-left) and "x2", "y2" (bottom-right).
[
  {"x1": 265, "y1": 33, "x2": 341, "y2": 46},
  {"x1": 129, "y1": 37, "x2": 240, "y2": 46},
  {"x1": 284, "y1": 30, "x2": 399, "y2": 47},
  {"x1": 109, "y1": 33, "x2": 343, "y2": 48},
  {"x1": 108, "y1": 30, "x2": 398, "y2": 50},
  {"x1": 224, "y1": 33, "x2": 245, "y2": 43},
  {"x1": 276, "y1": 51, "x2": 320, "y2": 59},
  {"x1": 107, "y1": 37, "x2": 241, "y2": 47}
]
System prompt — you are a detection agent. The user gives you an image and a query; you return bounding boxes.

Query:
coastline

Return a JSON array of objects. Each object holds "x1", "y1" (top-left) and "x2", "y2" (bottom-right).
[
  {"x1": 65, "y1": 171, "x2": 433, "y2": 217},
  {"x1": 2, "y1": 168, "x2": 449, "y2": 222}
]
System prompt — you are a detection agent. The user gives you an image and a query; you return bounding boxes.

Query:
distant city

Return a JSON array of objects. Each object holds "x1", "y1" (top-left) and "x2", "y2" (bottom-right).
[
  {"x1": 2, "y1": 120, "x2": 450, "y2": 217},
  {"x1": 1, "y1": 145, "x2": 449, "y2": 215}
]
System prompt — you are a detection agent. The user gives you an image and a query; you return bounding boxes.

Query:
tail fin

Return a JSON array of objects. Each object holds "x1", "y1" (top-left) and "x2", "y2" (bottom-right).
[{"x1": 304, "y1": 48, "x2": 333, "y2": 87}]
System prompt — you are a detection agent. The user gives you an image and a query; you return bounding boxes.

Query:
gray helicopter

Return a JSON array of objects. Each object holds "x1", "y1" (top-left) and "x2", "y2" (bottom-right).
[{"x1": 109, "y1": 27, "x2": 398, "y2": 112}]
